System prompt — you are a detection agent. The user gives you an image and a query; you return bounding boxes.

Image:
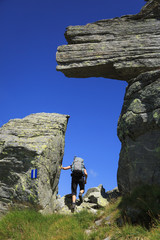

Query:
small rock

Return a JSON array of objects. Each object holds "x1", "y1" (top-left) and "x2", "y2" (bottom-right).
[
  {"x1": 89, "y1": 208, "x2": 98, "y2": 214},
  {"x1": 95, "y1": 219, "x2": 103, "y2": 226},
  {"x1": 103, "y1": 237, "x2": 111, "y2": 240},
  {"x1": 104, "y1": 216, "x2": 111, "y2": 221},
  {"x1": 85, "y1": 229, "x2": 92, "y2": 235}
]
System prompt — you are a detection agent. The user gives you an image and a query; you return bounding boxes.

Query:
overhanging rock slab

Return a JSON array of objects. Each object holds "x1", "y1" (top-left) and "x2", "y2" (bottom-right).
[
  {"x1": 56, "y1": 0, "x2": 160, "y2": 194},
  {"x1": 56, "y1": 0, "x2": 160, "y2": 81}
]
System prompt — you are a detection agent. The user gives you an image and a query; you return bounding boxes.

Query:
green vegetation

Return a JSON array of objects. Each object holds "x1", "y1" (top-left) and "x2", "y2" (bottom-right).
[
  {"x1": 118, "y1": 185, "x2": 160, "y2": 228},
  {"x1": 1, "y1": 185, "x2": 160, "y2": 240},
  {"x1": 0, "y1": 209, "x2": 96, "y2": 240}
]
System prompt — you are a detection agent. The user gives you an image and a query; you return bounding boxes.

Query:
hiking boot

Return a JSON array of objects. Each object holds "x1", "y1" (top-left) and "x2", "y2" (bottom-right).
[
  {"x1": 79, "y1": 193, "x2": 83, "y2": 203},
  {"x1": 71, "y1": 203, "x2": 76, "y2": 212}
]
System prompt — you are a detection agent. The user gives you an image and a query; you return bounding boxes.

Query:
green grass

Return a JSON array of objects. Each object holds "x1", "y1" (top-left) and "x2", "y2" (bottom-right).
[
  {"x1": 118, "y1": 185, "x2": 160, "y2": 228},
  {"x1": 1, "y1": 186, "x2": 160, "y2": 240},
  {"x1": 0, "y1": 209, "x2": 97, "y2": 240}
]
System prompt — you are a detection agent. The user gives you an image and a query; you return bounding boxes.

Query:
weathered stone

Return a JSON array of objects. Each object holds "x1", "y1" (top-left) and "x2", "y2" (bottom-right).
[
  {"x1": 54, "y1": 194, "x2": 73, "y2": 214},
  {"x1": 118, "y1": 70, "x2": 160, "y2": 140},
  {"x1": 83, "y1": 185, "x2": 109, "y2": 208},
  {"x1": 95, "y1": 218, "x2": 103, "y2": 226},
  {"x1": 54, "y1": 185, "x2": 109, "y2": 214},
  {"x1": 117, "y1": 70, "x2": 160, "y2": 193},
  {"x1": 85, "y1": 229, "x2": 92, "y2": 235},
  {"x1": 56, "y1": 0, "x2": 160, "y2": 81},
  {"x1": 105, "y1": 187, "x2": 121, "y2": 201},
  {"x1": 56, "y1": 0, "x2": 160, "y2": 194},
  {"x1": 104, "y1": 216, "x2": 111, "y2": 226},
  {"x1": 0, "y1": 113, "x2": 69, "y2": 215}
]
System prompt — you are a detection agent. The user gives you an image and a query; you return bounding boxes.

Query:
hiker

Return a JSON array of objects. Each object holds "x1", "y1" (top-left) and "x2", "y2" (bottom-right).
[{"x1": 61, "y1": 156, "x2": 88, "y2": 211}]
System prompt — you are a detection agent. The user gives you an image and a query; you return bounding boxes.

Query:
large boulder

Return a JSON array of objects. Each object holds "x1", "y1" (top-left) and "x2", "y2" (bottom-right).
[
  {"x1": 56, "y1": 0, "x2": 160, "y2": 194},
  {"x1": 117, "y1": 70, "x2": 160, "y2": 193},
  {"x1": 0, "y1": 113, "x2": 69, "y2": 216}
]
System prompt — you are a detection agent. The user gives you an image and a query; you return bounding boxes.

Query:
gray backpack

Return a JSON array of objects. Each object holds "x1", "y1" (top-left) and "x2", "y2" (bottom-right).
[{"x1": 71, "y1": 157, "x2": 85, "y2": 176}]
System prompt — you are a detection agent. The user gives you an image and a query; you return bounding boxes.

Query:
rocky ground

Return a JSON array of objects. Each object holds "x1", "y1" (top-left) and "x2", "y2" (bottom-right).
[{"x1": 53, "y1": 185, "x2": 120, "y2": 214}]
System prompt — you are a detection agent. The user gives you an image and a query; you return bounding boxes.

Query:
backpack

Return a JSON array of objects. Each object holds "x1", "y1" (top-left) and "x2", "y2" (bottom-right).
[{"x1": 71, "y1": 157, "x2": 85, "y2": 177}]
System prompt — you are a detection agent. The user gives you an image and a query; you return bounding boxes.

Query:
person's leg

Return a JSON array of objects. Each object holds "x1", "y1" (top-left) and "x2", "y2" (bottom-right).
[
  {"x1": 71, "y1": 177, "x2": 78, "y2": 210},
  {"x1": 80, "y1": 189, "x2": 84, "y2": 194},
  {"x1": 72, "y1": 194, "x2": 76, "y2": 203},
  {"x1": 79, "y1": 177, "x2": 85, "y2": 203}
]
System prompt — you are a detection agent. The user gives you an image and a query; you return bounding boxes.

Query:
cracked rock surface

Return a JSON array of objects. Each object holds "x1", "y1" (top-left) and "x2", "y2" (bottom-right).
[
  {"x1": 56, "y1": 0, "x2": 160, "y2": 193},
  {"x1": 56, "y1": 0, "x2": 160, "y2": 81},
  {"x1": 0, "y1": 113, "x2": 69, "y2": 216},
  {"x1": 117, "y1": 70, "x2": 160, "y2": 193}
]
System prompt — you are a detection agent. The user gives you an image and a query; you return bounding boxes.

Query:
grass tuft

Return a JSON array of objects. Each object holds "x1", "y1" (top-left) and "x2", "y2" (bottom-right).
[
  {"x1": 1, "y1": 186, "x2": 160, "y2": 240},
  {"x1": 118, "y1": 185, "x2": 160, "y2": 228},
  {"x1": 0, "y1": 209, "x2": 96, "y2": 240}
]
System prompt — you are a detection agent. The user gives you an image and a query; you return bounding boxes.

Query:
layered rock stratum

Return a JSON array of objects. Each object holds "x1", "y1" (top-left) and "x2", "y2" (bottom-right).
[
  {"x1": 0, "y1": 113, "x2": 69, "y2": 215},
  {"x1": 56, "y1": 0, "x2": 160, "y2": 193},
  {"x1": 56, "y1": 0, "x2": 160, "y2": 80}
]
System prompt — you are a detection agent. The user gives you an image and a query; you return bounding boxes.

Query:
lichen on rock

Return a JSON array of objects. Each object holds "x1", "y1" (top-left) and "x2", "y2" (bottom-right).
[
  {"x1": 0, "y1": 113, "x2": 69, "y2": 216},
  {"x1": 56, "y1": 0, "x2": 160, "y2": 194},
  {"x1": 117, "y1": 70, "x2": 160, "y2": 193},
  {"x1": 56, "y1": 0, "x2": 160, "y2": 81}
]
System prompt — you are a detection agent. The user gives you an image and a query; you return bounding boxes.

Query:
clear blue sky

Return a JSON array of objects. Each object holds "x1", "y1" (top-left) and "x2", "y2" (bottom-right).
[{"x1": 0, "y1": 0, "x2": 145, "y2": 197}]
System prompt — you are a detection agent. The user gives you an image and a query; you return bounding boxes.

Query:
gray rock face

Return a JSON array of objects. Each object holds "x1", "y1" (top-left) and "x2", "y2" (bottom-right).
[
  {"x1": 0, "y1": 113, "x2": 69, "y2": 215},
  {"x1": 56, "y1": 0, "x2": 160, "y2": 81},
  {"x1": 117, "y1": 70, "x2": 160, "y2": 193},
  {"x1": 56, "y1": 0, "x2": 160, "y2": 194}
]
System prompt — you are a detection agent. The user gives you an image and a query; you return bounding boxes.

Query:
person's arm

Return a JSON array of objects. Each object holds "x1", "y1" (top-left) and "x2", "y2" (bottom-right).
[
  {"x1": 84, "y1": 169, "x2": 88, "y2": 184},
  {"x1": 61, "y1": 165, "x2": 71, "y2": 170}
]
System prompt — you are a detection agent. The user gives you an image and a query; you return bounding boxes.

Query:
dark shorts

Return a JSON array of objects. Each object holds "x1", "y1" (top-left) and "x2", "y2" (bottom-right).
[{"x1": 71, "y1": 175, "x2": 85, "y2": 196}]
